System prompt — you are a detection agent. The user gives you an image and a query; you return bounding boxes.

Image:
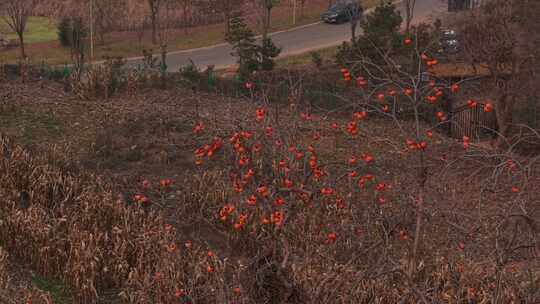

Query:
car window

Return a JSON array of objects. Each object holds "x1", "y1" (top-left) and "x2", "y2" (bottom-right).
[{"x1": 329, "y1": 2, "x2": 350, "y2": 10}]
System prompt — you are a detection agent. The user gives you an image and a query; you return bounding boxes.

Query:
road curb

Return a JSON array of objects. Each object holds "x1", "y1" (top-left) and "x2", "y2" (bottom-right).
[{"x1": 122, "y1": 21, "x2": 324, "y2": 64}]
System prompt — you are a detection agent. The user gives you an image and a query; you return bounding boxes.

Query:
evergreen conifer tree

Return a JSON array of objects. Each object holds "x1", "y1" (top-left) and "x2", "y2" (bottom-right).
[{"x1": 226, "y1": 13, "x2": 260, "y2": 79}]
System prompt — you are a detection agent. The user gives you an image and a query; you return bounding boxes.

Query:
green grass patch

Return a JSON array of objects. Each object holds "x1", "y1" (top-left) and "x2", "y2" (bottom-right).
[
  {"x1": 31, "y1": 275, "x2": 71, "y2": 303},
  {"x1": 276, "y1": 45, "x2": 339, "y2": 68},
  {"x1": 0, "y1": 107, "x2": 63, "y2": 147},
  {"x1": 1, "y1": 16, "x2": 57, "y2": 43}
]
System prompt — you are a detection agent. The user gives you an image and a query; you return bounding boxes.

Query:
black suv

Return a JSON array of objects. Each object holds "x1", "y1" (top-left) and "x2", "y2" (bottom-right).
[{"x1": 321, "y1": 2, "x2": 363, "y2": 24}]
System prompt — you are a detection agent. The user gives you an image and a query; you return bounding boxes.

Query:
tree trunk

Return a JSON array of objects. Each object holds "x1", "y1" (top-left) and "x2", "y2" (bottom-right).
[
  {"x1": 160, "y1": 44, "x2": 167, "y2": 88},
  {"x1": 183, "y1": 3, "x2": 190, "y2": 35},
  {"x1": 268, "y1": 9, "x2": 272, "y2": 33},
  {"x1": 99, "y1": 32, "x2": 105, "y2": 45},
  {"x1": 151, "y1": 14, "x2": 157, "y2": 44},
  {"x1": 224, "y1": 0, "x2": 231, "y2": 34},
  {"x1": 494, "y1": 94, "x2": 514, "y2": 149},
  {"x1": 351, "y1": 18, "x2": 358, "y2": 41},
  {"x1": 405, "y1": 0, "x2": 416, "y2": 35},
  {"x1": 225, "y1": 11, "x2": 231, "y2": 34},
  {"x1": 409, "y1": 151, "x2": 427, "y2": 277},
  {"x1": 97, "y1": 23, "x2": 106, "y2": 45},
  {"x1": 18, "y1": 33, "x2": 26, "y2": 59},
  {"x1": 263, "y1": 7, "x2": 272, "y2": 41},
  {"x1": 405, "y1": 13, "x2": 412, "y2": 34}
]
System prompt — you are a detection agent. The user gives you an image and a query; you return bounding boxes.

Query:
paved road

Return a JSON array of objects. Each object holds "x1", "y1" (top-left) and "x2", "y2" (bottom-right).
[{"x1": 127, "y1": 0, "x2": 448, "y2": 71}]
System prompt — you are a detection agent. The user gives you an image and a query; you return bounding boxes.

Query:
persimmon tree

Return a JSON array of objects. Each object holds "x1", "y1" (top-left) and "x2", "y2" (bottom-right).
[
  {"x1": 193, "y1": 21, "x2": 473, "y2": 288},
  {"x1": 338, "y1": 32, "x2": 468, "y2": 276},
  {"x1": 189, "y1": 38, "x2": 537, "y2": 299},
  {"x1": 197, "y1": 2, "x2": 537, "y2": 287}
]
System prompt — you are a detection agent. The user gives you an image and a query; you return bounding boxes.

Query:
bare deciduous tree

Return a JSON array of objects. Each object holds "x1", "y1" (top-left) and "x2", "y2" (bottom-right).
[
  {"x1": 148, "y1": 0, "x2": 162, "y2": 44},
  {"x1": 218, "y1": 0, "x2": 245, "y2": 34},
  {"x1": 404, "y1": 0, "x2": 416, "y2": 34},
  {"x1": 340, "y1": 0, "x2": 362, "y2": 41},
  {"x1": 259, "y1": 0, "x2": 279, "y2": 40},
  {"x1": 460, "y1": 0, "x2": 540, "y2": 148},
  {"x1": 1, "y1": 0, "x2": 36, "y2": 59},
  {"x1": 93, "y1": 0, "x2": 127, "y2": 45},
  {"x1": 156, "y1": 0, "x2": 177, "y2": 86},
  {"x1": 299, "y1": 0, "x2": 307, "y2": 18}
]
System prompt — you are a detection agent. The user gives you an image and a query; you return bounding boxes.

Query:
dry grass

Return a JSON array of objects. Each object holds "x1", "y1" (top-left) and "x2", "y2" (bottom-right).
[
  {"x1": 276, "y1": 45, "x2": 340, "y2": 68},
  {"x1": 0, "y1": 247, "x2": 56, "y2": 304},
  {"x1": 0, "y1": 133, "x2": 233, "y2": 303},
  {"x1": 0, "y1": 247, "x2": 10, "y2": 291}
]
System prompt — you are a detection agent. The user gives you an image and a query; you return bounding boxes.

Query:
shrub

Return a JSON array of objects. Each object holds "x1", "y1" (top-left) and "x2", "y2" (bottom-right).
[
  {"x1": 180, "y1": 60, "x2": 202, "y2": 85},
  {"x1": 72, "y1": 56, "x2": 127, "y2": 99},
  {"x1": 141, "y1": 48, "x2": 159, "y2": 70},
  {"x1": 336, "y1": 1, "x2": 403, "y2": 68},
  {"x1": 57, "y1": 17, "x2": 71, "y2": 48},
  {"x1": 259, "y1": 38, "x2": 281, "y2": 71},
  {"x1": 226, "y1": 13, "x2": 281, "y2": 79},
  {"x1": 57, "y1": 17, "x2": 87, "y2": 48},
  {"x1": 310, "y1": 51, "x2": 323, "y2": 68},
  {"x1": 226, "y1": 13, "x2": 260, "y2": 80}
]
